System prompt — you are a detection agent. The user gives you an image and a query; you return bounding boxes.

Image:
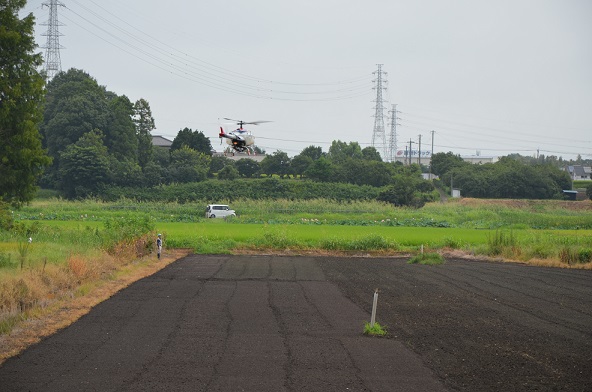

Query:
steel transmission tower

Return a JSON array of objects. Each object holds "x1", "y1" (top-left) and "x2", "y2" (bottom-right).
[
  {"x1": 387, "y1": 104, "x2": 399, "y2": 162},
  {"x1": 41, "y1": 0, "x2": 65, "y2": 79},
  {"x1": 371, "y1": 64, "x2": 388, "y2": 159}
]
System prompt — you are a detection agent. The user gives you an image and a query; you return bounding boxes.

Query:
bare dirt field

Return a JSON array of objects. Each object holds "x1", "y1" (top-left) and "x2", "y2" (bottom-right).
[
  {"x1": 319, "y1": 256, "x2": 592, "y2": 392},
  {"x1": 0, "y1": 255, "x2": 590, "y2": 391}
]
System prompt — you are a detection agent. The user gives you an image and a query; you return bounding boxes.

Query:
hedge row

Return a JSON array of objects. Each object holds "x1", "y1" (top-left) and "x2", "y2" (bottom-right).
[{"x1": 99, "y1": 179, "x2": 384, "y2": 203}]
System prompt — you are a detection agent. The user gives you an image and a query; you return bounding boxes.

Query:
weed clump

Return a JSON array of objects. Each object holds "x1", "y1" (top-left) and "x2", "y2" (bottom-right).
[
  {"x1": 408, "y1": 252, "x2": 445, "y2": 265},
  {"x1": 487, "y1": 229, "x2": 516, "y2": 256},
  {"x1": 363, "y1": 321, "x2": 387, "y2": 337}
]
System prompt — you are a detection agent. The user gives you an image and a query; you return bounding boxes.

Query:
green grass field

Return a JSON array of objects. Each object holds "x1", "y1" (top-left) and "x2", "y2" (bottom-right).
[
  {"x1": 4, "y1": 197, "x2": 592, "y2": 263},
  {"x1": 22, "y1": 218, "x2": 592, "y2": 264}
]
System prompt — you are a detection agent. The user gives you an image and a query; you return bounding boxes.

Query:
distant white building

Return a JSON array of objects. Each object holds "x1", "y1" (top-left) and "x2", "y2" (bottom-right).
[
  {"x1": 564, "y1": 165, "x2": 592, "y2": 181},
  {"x1": 393, "y1": 149, "x2": 497, "y2": 166},
  {"x1": 461, "y1": 155, "x2": 497, "y2": 164}
]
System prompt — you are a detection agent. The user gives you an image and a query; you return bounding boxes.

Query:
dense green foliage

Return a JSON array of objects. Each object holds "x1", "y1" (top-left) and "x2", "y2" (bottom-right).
[
  {"x1": 98, "y1": 179, "x2": 385, "y2": 202},
  {"x1": 170, "y1": 127, "x2": 212, "y2": 155},
  {"x1": 0, "y1": 0, "x2": 52, "y2": 207},
  {"x1": 41, "y1": 69, "x2": 144, "y2": 195},
  {"x1": 432, "y1": 153, "x2": 572, "y2": 199}
]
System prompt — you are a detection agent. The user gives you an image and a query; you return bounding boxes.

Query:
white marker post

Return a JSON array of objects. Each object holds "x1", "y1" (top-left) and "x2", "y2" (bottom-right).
[{"x1": 370, "y1": 289, "x2": 379, "y2": 328}]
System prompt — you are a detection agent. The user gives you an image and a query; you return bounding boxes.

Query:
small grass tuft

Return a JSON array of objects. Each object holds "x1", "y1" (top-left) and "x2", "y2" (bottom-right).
[
  {"x1": 408, "y1": 252, "x2": 445, "y2": 265},
  {"x1": 363, "y1": 321, "x2": 387, "y2": 337}
]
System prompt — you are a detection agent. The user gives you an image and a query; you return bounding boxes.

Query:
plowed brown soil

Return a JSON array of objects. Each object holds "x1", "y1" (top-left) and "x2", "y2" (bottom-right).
[{"x1": 0, "y1": 255, "x2": 590, "y2": 392}]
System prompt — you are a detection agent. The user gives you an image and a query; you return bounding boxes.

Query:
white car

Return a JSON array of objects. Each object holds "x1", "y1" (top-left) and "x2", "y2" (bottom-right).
[{"x1": 205, "y1": 204, "x2": 236, "y2": 219}]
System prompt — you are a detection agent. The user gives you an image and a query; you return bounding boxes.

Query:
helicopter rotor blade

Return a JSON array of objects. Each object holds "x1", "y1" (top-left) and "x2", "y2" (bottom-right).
[
  {"x1": 243, "y1": 120, "x2": 272, "y2": 126},
  {"x1": 222, "y1": 118, "x2": 272, "y2": 126}
]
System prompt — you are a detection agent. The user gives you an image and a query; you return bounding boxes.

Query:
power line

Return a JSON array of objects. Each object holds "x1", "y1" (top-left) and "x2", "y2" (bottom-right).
[{"x1": 58, "y1": 1, "x2": 374, "y2": 101}]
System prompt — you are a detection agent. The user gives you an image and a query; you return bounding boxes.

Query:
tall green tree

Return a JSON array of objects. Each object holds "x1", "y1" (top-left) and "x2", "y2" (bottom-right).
[
  {"x1": 361, "y1": 146, "x2": 383, "y2": 162},
  {"x1": 171, "y1": 127, "x2": 213, "y2": 155},
  {"x1": 235, "y1": 158, "x2": 260, "y2": 178},
  {"x1": 41, "y1": 69, "x2": 109, "y2": 186},
  {"x1": 168, "y1": 146, "x2": 209, "y2": 183},
  {"x1": 431, "y1": 152, "x2": 467, "y2": 178},
  {"x1": 133, "y1": 98, "x2": 155, "y2": 169},
  {"x1": 217, "y1": 165, "x2": 239, "y2": 180},
  {"x1": 328, "y1": 140, "x2": 363, "y2": 163},
  {"x1": 290, "y1": 154, "x2": 313, "y2": 178},
  {"x1": 260, "y1": 151, "x2": 291, "y2": 178},
  {"x1": 106, "y1": 95, "x2": 137, "y2": 162},
  {"x1": 305, "y1": 157, "x2": 335, "y2": 182},
  {"x1": 42, "y1": 69, "x2": 109, "y2": 162},
  {"x1": 0, "y1": 0, "x2": 52, "y2": 206},
  {"x1": 58, "y1": 129, "x2": 110, "y2": 199},
  {"x1": 299, "y1": 145, "x2": 325, "y2": 161},
  {"x1": 208, "y1": 155, "x2": 234, "y2": 177}
]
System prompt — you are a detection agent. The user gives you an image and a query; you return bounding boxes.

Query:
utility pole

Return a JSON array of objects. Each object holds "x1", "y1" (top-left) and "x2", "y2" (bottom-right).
[
  {"x1": 404, "y1": 145, "x2": 408, "y2": 165},
  {"x1": 42, "y1": 0, "x2": 65, "y2": 79},
  {"x1": 388, "y1": 104, "x2": 399, "y2": 162},
  {"x1": 430, "y1": 130, "x2": 435, "y2": 179},
  {"x1": 408, "y1": 139, "x2": 415, "y2": 166},
  {"x1": 418, "y1": 134, "x2": 422, "y2": 166},
  {"x1": 372, "y1": 64, "x2": 388, "y2": 159}
]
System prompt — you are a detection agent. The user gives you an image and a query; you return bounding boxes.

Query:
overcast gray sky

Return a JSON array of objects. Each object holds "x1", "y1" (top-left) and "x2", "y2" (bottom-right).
[{"x1": 22, "y1": 0, "x2": 592, "y2": 159}]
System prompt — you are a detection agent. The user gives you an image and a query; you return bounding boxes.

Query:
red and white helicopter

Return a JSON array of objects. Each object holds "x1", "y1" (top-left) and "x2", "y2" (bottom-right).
[{"x1": 218, "y1": 118, "x2": 270, "y2": 155}]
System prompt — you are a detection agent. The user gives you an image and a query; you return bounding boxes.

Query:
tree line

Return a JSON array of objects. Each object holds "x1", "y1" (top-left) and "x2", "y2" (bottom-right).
[
  {"x1": 431, "y1": 152, "x2": 573, "y2": 199},
  {"x1": 31, "y1": 68, "x2": 434, "y2": 205}
]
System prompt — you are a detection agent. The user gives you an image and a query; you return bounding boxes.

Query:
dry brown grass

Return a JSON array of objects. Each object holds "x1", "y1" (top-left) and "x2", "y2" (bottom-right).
[
  {"x1": 67, "y1": 255, "x2": 88, "y2": 280},
  {"x1": 0, "y1": 248, "x2": 190, "y2": 365}
]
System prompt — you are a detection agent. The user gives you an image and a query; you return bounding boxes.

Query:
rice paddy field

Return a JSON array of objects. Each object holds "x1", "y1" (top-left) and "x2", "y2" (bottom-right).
[{"x1": 4, "y1": 197, "x2": 592, "y2": 263}]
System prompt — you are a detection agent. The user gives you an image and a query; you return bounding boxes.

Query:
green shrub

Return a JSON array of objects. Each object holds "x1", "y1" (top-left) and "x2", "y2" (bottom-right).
[
  {"x1": 578, "y1": 248, "x2": 592, "y2": 263},
  {"x1": 0, "y1": 202, "x2": 13, "y2": 230},
  {"x1": 442, "y1": 236, "x2": 463, "y2": 249}
]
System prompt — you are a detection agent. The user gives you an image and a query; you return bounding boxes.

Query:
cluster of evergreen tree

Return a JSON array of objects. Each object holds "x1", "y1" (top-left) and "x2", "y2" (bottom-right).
[{"x1": 1, "y1": 0, "x2": 51, "y2": 208}]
